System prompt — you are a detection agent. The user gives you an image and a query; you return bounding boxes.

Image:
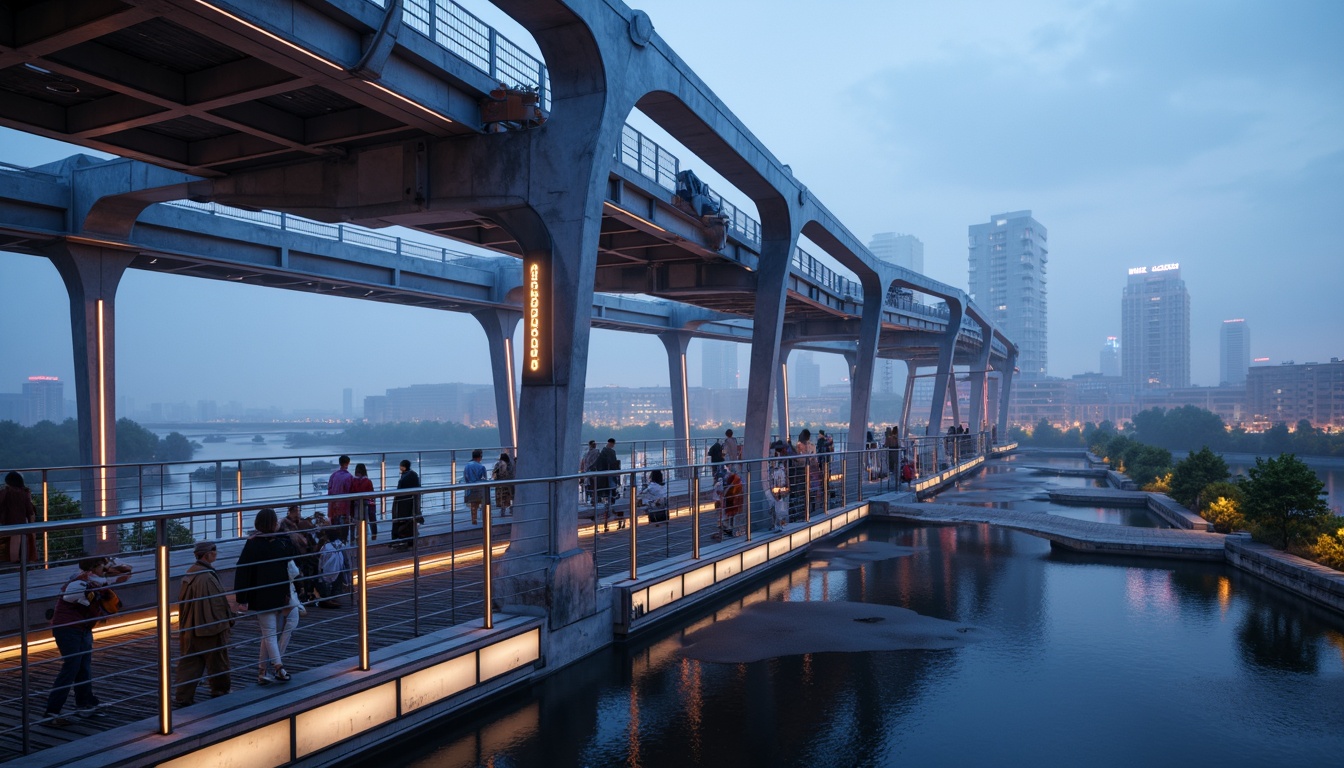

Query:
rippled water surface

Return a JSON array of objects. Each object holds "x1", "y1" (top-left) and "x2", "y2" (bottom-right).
[{"x1": 375, "y1": 466, "x2": 1344, "y2": 768}]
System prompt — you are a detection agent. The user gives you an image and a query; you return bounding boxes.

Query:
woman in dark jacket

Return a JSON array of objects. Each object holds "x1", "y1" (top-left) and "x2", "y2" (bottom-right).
[{"x1": 234, "y1": 508, "x2": 296, "y2": 685}]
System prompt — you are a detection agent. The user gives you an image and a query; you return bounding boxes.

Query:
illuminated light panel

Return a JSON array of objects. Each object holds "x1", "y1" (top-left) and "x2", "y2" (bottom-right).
[
  {"x1": 682, "y1": 564, "x2": 715, "y2": 597},
  {"x1": 401, "y1": 653, "x2": 477, "y2": 712},
  {"x1": 295, "y1": 683, "x2": 397, "y2": 758},
  {"x1": 647, "y1": 577, "x2": 684, "y2": 611},
  {"x1": 714, "y1": 557, "x2": 741, "y2": 581},
  {"x1": 158, "y1": 720, "x2": 290, "y2": 768},
  {"x1": 189, "y1": 0, "x2": 342, "y2": 72},
  {"x1": 526, "y1": 262, "x2": 542, "y2": 373},
  {"x1": 97, "y1": 299, "x2": 107, "y2": 538},
  {"x1": 742, "y1": 545, "x2": 768, "y2": 571},
  {"x1": 790, "y1": 531, "x2": 810, "y2": 550},
  {"x1": 767, "y1": 537, "x2": 789, "y2": 560},
  {"x1": 629, "y1": 588, "x2": 648, "y2": 618},
  {"x1": 479, "y1": 628, "x2": 540, "y2": 681}
]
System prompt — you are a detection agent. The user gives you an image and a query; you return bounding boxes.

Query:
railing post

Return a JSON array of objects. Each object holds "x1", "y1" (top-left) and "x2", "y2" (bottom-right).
[
  {"x1": 358, "y1": 518, "x2": 370, "y2": 670},
  {"x1": 156, "y1": 521, "x2": 172, "y2": 734},
  {"x1": 40, "y1": 469, "x2": 48, "y2": 568},
  {"x1": 628, "y1": 470, "x2": 638, "y2": 579},
  {"x1": 235, "y1": 461, "x2": 244, "y2": 536},
  {"x1": 842, "y1": 456, "x2": 848, "y2": 507},
  {"x1": 19, "y1": 534, "x2": 30, "y2": 754},
  {"x1": 488, "y1": 28, "x2": 498, "y2": 80},
  {"x1": 691, "y1": 469, "x2": 700, "y2": 559},
  {"x1": 805, "y1": 464, "x2": 812, "y2": 523},
  {"x1": 482, "y1": 497, "x2": 493, "y2": 630},
  {"x1": 744, "y1": 464, "x2": 752, "y2": 542},
  {"x1": 538, "y1": 63, "x2": 547, "y2": 108}
]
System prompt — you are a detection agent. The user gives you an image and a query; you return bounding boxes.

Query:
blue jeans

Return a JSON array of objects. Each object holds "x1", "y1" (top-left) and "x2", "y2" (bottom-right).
[{"x1": 45, "y1": 626, "x2": 96, "y2": 714}]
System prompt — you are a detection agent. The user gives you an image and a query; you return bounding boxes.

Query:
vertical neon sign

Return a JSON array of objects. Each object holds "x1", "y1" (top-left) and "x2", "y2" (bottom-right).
[{"x1": 523, "y1": 260, "x2": 552, "y2": 384}]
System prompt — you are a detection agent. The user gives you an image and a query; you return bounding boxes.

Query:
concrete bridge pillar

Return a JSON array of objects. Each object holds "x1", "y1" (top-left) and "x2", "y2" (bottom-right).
[
  {"x1": 926, "y1": 305, "x2": 963, "y2": 435},
  {"x1": 997, "y1": 350, "x2": 1018, "y2": 440},
  {"x1": 743, "y1": 230, "x2": 799, "y2": 462},
  {"x1": 47, "y1": 243, "x2": 135, "y2": 556},
  {"x1": 774, "y1": 346, "x2": 793, "y2": 442},
  {"x1": 968, "y1": 331, "x2": 994, "y2": 442},
  {"x1": 659, "y1": 331, "x2": 693, "y2": 477},
  {"x1": 845, "y1": 279, "x2": 883, "y2": 455},
  {"x1": 473, "y1": 309, "x2": 522, "y2": 452}
]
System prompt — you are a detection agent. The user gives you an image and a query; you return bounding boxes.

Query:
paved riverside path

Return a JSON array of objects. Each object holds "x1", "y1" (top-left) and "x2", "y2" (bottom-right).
[{"x1": 877, "y1": 501, "x2": 1226, "y2": 560}]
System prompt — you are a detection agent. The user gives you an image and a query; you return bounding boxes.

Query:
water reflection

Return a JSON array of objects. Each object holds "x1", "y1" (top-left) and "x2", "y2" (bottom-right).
[{"x1": 377, "y1": 520, "x2": 1344, "y2": 768}]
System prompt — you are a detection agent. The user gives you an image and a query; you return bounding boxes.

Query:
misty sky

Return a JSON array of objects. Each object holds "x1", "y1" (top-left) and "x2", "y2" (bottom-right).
[{"x1": 2, "y1": 0, "x2": 1343, "y2": 414}]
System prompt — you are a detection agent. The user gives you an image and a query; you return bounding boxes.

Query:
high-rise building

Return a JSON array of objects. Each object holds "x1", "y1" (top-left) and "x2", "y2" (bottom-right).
[
  {"x1": 1100, "y1": 336, "x2": 1121, "y2": 377},
  {"x1": 968, "y1": 211, "x2": 1049, "y2": 379},
  {"x1": 869, "y1": 232, "x2": 924, "y2": 273},
  {"x1": 22, "y1": 376, "x2": 64, "y2": 425},
  {"x1": 789, "y1": 352, "x2": 821, "y2": 398},
  {"x1": 1219, "y1": 319, "x2": 1250, "y2": 386},
  {"x1": 1121, "y1": 263, "x2": 1190, "y2": 389},
  {"x1": 342, "y1": 388, "x2": 354, "y2": 419},
  {"x1": 701, "y1": 340, "x2": 738, "y2": 390}
]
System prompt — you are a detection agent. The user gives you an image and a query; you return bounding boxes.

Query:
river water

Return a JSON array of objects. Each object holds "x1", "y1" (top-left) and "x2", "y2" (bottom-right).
[{"x1": 359, "y1": 468, "x2": 1344, "y2": 767}]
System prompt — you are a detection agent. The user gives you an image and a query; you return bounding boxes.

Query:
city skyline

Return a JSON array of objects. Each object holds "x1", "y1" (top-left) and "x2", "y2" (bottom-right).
[{"x1": 1, "y1": 1, "x2": 1342, "y2": 412}]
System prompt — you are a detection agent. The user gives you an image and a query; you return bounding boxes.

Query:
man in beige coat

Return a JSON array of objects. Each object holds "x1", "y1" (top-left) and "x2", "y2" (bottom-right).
[{"x1": 175, "y1": 541, "x2": 235, "y2": 706}]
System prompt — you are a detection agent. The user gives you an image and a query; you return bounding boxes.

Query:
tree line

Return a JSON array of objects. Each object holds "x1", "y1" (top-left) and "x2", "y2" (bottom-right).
[
  {"x1": 0, "y1": 418, "x2": 198, "y2": 469},
  {"x1": 1013, "y1": 405, "x2": 1344, "y2": 457}
]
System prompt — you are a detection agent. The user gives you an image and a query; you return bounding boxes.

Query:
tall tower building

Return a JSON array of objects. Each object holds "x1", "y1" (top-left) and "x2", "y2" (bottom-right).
[
  {"x1": 701, "y1": 340, "x2": 738, "y2": 390},
  {"x1": 22, "y1": 376, "x2": 64, "y2": 425},
  {"x1": 968, "y1": 211, "x2": 1048, "y2": 378},
  {"x1": 868, "y1": 232, "x2": 924, "y2": 273},
  {"x1": 1121, "y1": 263, "x2": 1190, "y2": 389},
  {"x1": 789, "y1": 352, "x2": 821, "y2": 398},
  {"x1": 342, "y1": 388, "x2": 354, "y2": 419},
  {"x1": 1219, "y1": 319, "x2": 1250, "y2": 386},
  {"x1": 1100, "y1": 336, "x2": 1121, "y2": 377}
]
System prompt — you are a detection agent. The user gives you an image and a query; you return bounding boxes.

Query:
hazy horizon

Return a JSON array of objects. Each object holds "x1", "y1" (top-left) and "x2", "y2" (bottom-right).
[{"x1": 2, "y1": 0, "x2": 1342, "y2": 414}]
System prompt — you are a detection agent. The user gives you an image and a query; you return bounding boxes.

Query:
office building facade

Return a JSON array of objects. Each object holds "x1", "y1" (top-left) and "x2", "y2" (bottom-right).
[
  {"x1": 968, "y1": 211, "x2": 1049, "y2": 379},
  {"x1": 1220, "y1": 319, "x2": 1250, "y2": 386},
  {"x1": 1121, "y1": 263, "x2": 1190, "y2": 389},
  {"x1": 1247, "y1": 359, "x2": 1344, "y2": 428},
  {"x1": 1100, "y1": 336, "x2": 1120, "y2": 377}
]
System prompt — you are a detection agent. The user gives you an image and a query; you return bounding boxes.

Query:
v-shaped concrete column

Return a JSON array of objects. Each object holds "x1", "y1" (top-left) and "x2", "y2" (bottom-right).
[
  {"x1": 845, "y1": 278, "x2": 883, "y2": 454},
  {"x1": 743, "y1": 229, "x2": 799, "y2": 461},
  {"x1": 660, "y1": 331, "x2": 693, "y2": 477},
  {"x1": 926, "y1": 304, "x2": 964, "y2": 435},
  {"x1": 998, "y1": 349, "x2": 1018, "y2": 439},
  {"x1": 473, "y1": 309, "x2": 522, "y2": 452},
  {"x1": 47, "y1": 243, "x2": 135, "y2": 555},
  {"x1": 968, "y1": 331, "x2": 995, "y2": 436}
]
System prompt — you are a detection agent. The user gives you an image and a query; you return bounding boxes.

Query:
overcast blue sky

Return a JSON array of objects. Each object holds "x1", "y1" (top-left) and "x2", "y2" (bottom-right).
[{"x1": 1, "y1": 0, "x2": 1342, "y2": 414}]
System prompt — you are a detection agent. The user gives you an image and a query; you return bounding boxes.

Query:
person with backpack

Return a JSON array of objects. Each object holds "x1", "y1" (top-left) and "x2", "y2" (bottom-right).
[
  {"x1": 492, "y1": 453, "x2": 515, "y2": 516},
  {"x1": 44, "y1": 556, "x2": 126, "y2": 725},
  {"x1": 707, "y1": 439, "x2": 725, "y2": 468}
]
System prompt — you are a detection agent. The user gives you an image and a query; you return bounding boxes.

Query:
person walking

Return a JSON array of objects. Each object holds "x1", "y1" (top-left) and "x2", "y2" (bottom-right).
[
  {"x1": 580, "y1": 440, "x2": 600, "y2": 506},
  {"x1": 723, "y1": 429, "x2": 741, "y2": 468},
  {"x1": 174, "y1": 541, "x2": 235, "y2": 706},
  {"x1": 351, "y1": 463, "x2": 378, "y2": 541},
  {"x1": 816, "y1": 429, "x2": 834, "y2": 500},
  {"x1": 1, "y1": 471, "x2": 37, "y2": 569},
  {"x1": 234, "y1": 508, "x2": 296, "y2": 685},
  {"x1": 768, "y1": 442, "x2": 790, "y2": 531},
  {"x1": 492, "y1": 453, "x2": 515, "y2": 517},
  {"x1": 463, "y1": 449, "x2": 488, "y2": 526},
  {"x1": 390, "y1": 460, "x2": 421, "y2": 550},
  {"x1": 886, "y1": 426, "x2": 901, "y2": 479},
  {"x1": 326, "y1": 456, "x2": 355, "y2": 540},
  {"x1": 721, "y1": 468, "x2": 744, "y2": 538},
  {"x1": 593, "y1": 438, "x2": 622, "y2": 531},
  {"x1": 795, "y1": 429, "x2": 818, "y2": 514},
  {"x1": 44, "y1": 556, "x2": 126, "y2": 725}
]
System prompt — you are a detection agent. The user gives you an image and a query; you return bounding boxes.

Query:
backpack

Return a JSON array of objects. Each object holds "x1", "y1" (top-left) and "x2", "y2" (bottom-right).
[{"x1": 708, "y1": 442, "x2": 724, "y2": 463}]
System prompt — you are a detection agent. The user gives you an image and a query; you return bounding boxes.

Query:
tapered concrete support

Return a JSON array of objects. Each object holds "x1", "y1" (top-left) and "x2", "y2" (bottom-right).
[
  {"x1": 947, "y1": 369, "x2": 961, "y2": 428},
  {"x1": 968, "y1": 332, "x2": 994, "y2": 435},
  {"x1": 998, "y1": 350, "x2": 1018, "y2": 438},
  {"x1": 743, "y1": 232, "x2": 798, "y2": 462},
  {"x1": 660, "y1": 331, "x2": 693, "y2": 477},
  {"x1": 901, "y1": 360, "x2": 917, "y2": 435},
  {"x1": 474, "y1": 309, "x2": 522, "y2": 451},
  {"x1": 845, "y1": 281, "x2": 883, "y2": 453},
  {"x1": 775, "y1": 351, "x2": 791, "y2": 441},
  {"x1": 926, "y1": 306, "x2": 963, "y2": 435},
  {"x1": 47, "y1": 244, "x2": 134, "y2": 556}
]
